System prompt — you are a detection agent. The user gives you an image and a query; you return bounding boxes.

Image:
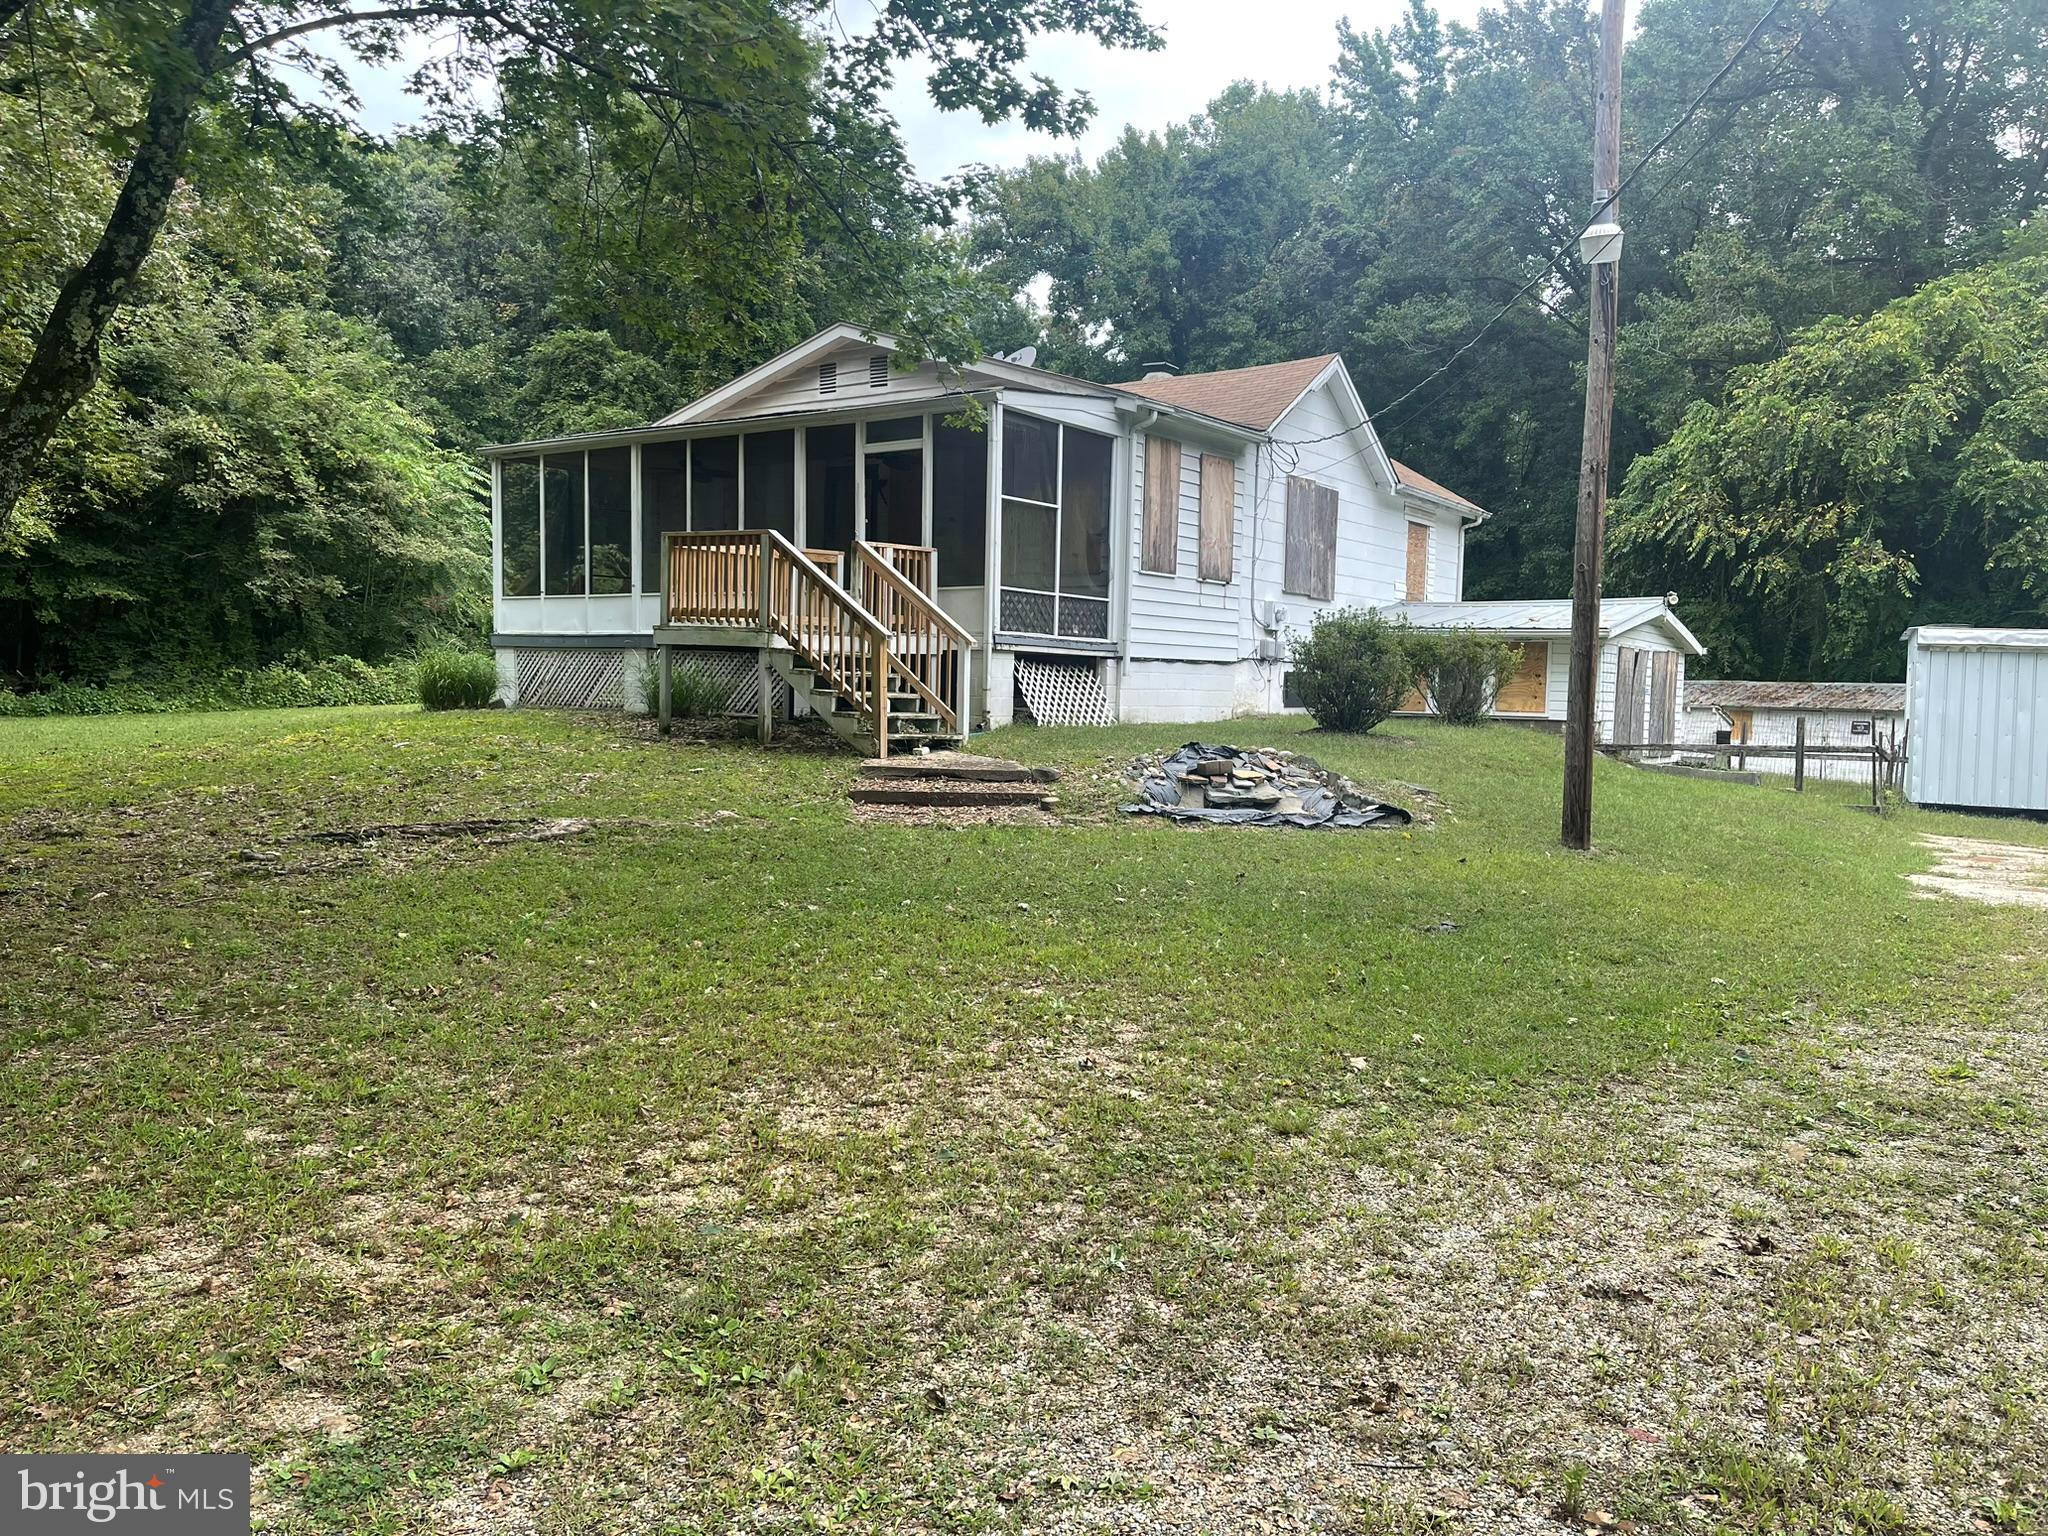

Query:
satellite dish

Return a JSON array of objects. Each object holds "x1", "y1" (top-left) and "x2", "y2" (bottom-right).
[{"x1": 1009, "y1": 345, "x2": 1038, "y2": 368}]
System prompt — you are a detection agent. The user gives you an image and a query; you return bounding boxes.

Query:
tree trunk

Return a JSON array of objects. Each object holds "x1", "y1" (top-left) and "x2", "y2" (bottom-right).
[{"x1": 0, "y1": 0, "x2": 237, "y2": 530}]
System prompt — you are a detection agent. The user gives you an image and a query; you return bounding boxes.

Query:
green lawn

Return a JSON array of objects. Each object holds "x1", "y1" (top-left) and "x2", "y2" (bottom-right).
[{"x1": 2, "y1": 707, "x2": 2044, "y2": 1534}]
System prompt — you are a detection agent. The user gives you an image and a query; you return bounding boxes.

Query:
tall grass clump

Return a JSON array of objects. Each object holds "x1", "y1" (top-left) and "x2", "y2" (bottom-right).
[{"x1": 415, "y1": 648, "x2": 499, "y2": 711}]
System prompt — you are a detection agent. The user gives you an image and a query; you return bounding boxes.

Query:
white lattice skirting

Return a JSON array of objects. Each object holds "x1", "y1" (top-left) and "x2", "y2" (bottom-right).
[
  {"x1": 515, "y1": 648, "x2": 625, "y2": 710},
  {"x1": 1015, "y1": 657, "x2": 1113, "y2": 727},
  {"x1": 669, "y1": 649, "x2": 790, "y2": 717}
]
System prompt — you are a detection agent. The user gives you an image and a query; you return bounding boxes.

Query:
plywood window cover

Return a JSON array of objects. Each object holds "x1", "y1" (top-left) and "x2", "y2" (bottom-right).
[
  {"x1": 1142, "y1": 434, "x2": 1180, "y2": 575},
  {"x1": 1283, "y1": 475, "x2": 1337, "y2": 600},
  {"x1": 1199, "y1": 452, "x2": 1234, "y2": 583},
  {"x1": 1494, "y1": 640, "x2": 1547, "y2": 715}
]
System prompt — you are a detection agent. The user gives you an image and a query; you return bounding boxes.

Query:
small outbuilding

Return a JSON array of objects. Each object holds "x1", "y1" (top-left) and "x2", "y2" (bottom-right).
[
  {"x1": 1681, "y1": 680, "x2": 1905, "y2": 784},
  {"x1": 1903, "y1": 626, "x2": 2048, "y2": 812},
  {"x1": 1383, "y1": 596, "x2": 1705, "y2": 744}
]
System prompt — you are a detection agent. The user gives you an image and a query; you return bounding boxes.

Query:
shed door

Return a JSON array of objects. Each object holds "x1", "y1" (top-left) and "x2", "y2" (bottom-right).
[
  {"x1": 1613, "y1": 647, "x2": 1650, "y2": 745},
  {"x1": 1727, "y1": 709, "x2": 1753, "y2": 743},
  {"x1": 1648, "y1": 652, "x2": 1678, "y2": 743},
  {"x1": 1495, "y1": 641, "x2": 1548, "y2": 714},
  {"x1": 1404, "y1": 522, "x2": 1430, "y2": 601}
]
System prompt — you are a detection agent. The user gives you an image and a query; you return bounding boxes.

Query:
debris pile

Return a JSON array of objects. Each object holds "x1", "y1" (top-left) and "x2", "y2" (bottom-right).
[{"x1": 1121, "y1": 743, "x2": 1412, "y2": 829}]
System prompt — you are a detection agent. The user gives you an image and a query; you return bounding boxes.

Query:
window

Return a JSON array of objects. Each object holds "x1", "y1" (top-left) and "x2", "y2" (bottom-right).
[
  {"x1": 587, "y1": 447, "x2": 631, "y2": 594},
  {"x1": 1142, "y1": 434, "x2": 1180, "y2": 574},
  {"x1": 1495, "y1": 642, "x2": 1548, "y2": 714},
  {"x1": 542, "y1": 454, "x2": 585, "y2": 594},
  {"x1": 932, "y1": 417, "x2": 987, "y2": 585},
  {"x1": 1283, "y1": 475, "x2": 1337, "y2": 600},
  {"x1": 690, "y1": 435, "x2": 739, "y2": 531},
  {"x1": 1199, "y1": 453, "x2": 1234, "y2": 582},
  {"x1": 743, "y1": 430, "x2": 796, "y2": 537},
  {"x1": 804, "y1": 425, "x2": 855, "y2": 552},
  {"x1": 998, "y1": 413, "x2": 1113, "y2": 640},
  {"x1": 500, "y1": 457, "x2": 540, "y2": 597},
  {"x1": 641, "y1": 442, "x2": 688, "y2": 592}
]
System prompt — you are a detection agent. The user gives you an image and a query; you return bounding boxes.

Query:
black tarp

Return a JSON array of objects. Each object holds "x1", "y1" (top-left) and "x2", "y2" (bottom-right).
[{"x1": 1121, "y1": 743, "x2": 1412, "y2": 829}]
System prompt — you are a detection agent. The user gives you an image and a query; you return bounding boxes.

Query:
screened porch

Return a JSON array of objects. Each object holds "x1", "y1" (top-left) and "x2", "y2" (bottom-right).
[{"x1": 493, "y1": 403, "x2": 1117, "y2": 648}]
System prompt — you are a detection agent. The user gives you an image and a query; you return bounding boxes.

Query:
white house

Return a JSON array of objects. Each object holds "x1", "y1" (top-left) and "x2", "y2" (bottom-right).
[
  {"x1": 1681, "y1": 680, "x2": 1905, "y2": 784},
  {"x1": 480, "y1": 325, "x2": 1687, "y2": 752}
]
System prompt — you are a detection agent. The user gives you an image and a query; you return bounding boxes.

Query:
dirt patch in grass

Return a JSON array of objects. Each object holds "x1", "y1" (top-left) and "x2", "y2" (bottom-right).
[{"x1": 1911, "y1": 834, "x2": 2048, "y2": 909}]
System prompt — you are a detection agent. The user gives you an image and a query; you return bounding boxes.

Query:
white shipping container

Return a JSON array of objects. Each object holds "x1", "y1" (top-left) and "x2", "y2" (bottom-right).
[{"x1": 1903, "y1": 626, "x2": 2048, "y2": 811}]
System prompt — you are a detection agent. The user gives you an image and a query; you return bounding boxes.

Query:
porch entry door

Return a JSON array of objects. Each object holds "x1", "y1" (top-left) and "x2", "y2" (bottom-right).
[
  {"x1": 998, "y1": 412, "x2": 1114, "y2": 640},
  {"x1": 864, "y1": 449, "x2": 923, "y2": 545}
]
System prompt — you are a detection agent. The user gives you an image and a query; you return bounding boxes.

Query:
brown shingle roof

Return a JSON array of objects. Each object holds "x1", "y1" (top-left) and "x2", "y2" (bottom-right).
[
  {"x1": 1114, "y1": 356, "x2": 1486, "y2": 517},
  {"x1": 1388, "y1": 460, "x2": 1484, "y2": 516},
  {"x1": 1114, "y1": 356, "x2": 1338, "y2": 431}
]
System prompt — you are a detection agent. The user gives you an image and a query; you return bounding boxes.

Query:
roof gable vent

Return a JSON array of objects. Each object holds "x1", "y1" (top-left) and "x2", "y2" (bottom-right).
[
  {"x1": 818, "y1": 360, "x2": 838, "y2": 395},
  {"x1": 868, "y1": 354, "x2": 889, "y2": 389}
]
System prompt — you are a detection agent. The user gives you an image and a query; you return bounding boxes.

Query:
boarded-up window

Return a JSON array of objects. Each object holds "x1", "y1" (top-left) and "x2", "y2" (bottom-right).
[
  {"x1": 1142, "y1": 435, "x2": 1179, "y2": 574},
  {"x1": 1648, "y1": 651, "x2": 1678, "y2": 742},
  {"x1": 1405, "y1": 521, "x2": 1430, "y2": 601},
  {"x1": 1495, "y1": 641, "x2": 1547, "y2": 714},
  {"x1": 1199, "y1": 453, "x2": 1234, "y2": 582},
  {"x1": 1283, "y1": 475, "x2": 1337, "y2": 599}
]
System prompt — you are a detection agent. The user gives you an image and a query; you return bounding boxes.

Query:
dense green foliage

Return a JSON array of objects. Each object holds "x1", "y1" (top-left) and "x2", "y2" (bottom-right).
[
  {"x1": 972, "y1": 0, "x2": 2048, "y2": 677},
  {"x1": 414, "y1": 647, "x2": 499, "y2": 711},
  {"x1": 0, "y1": 0, "x2": 1153, "y2": 699},
  {"x1": 1287, "y1": 608, "x2": 1419, "y2": 733},
  {"x1": 1613, "y1": 237, "x2": 2048, "y2": 677},
  {"x1": 1412, "y1": 631, "x2": 1524, "y2": 724},
  {"x1": 4, "y1": 0, "x2": 2042, "y2": 697},
  {"x1": 0, "y1": 655, "x2": 413, "y2": 716}
]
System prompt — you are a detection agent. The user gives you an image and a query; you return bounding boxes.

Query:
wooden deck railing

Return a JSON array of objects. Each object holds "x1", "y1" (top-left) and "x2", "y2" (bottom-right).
[
  {"x1": 866, "y1": 541, "x2": 937, "y2": 596},
  {"x1": 851, "y1": 540, "x2": 973, "y2": 736},
  {"x1": 665, "y1": 529, "x2": 890, "y2": 747}
]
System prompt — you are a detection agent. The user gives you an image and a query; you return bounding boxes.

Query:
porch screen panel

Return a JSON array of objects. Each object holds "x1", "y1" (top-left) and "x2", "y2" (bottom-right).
[
  {"x1": 866, "y1": 448, "x2": 923, "y2": 545},
  {"x1": 500, "y1": 457, "x2": 540, "y2": 597},
  {"x1": 1001, "y1": 413, "x2": 1058, "y2": 503},
  {"x1": 690, "y1": 435, "x2": 739, "y2": 531},
  {"x1": 932, "y1": 418, "x2": 987, "y2": 586},
  {"x1": 1057, "y1": 426, "x2": 1113, "y2": 638},
  {"x1": 804, "y1": 424, "x2": 855, "y2": 552},
  {"x1": 743, "y1": 430, "x2": 796, "y2": 537},
  {"x1": 542, "y1": 454, "x2": 585, "y2": 594},
  {"x1": 641, "y1": 442, "x2": 688, "y2": 594},
  {"x1": 587, "y1": 447, "x2": 631, "y2": 594}
]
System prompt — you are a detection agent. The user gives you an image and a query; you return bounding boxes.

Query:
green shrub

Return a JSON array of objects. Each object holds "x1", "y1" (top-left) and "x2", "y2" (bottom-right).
[
  {"x1": 1411, "y1": 631, "x2": 1522, "y2": 725},
  {"x1": 0, "y1": 657, "x2": 416, "y2": 717},
  {"x1": 670, "y1": 663, "x2": 734, "y2": 719},
  {"x1": 1287, "y1": 608, "x2": 1419, "y2": 734},
  {"x1": 415, "y1": 648, "x2": 499, "y2": 711}
]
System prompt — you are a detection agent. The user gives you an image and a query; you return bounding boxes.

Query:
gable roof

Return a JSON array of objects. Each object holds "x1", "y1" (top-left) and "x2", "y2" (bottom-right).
[
  {"x1": 1115, "y1": 357, "x2": 1485, "y2": 518},
  {"x1": 1384, "y1": 597, "x2": 1707, "y2": 657},
  {"x1": 1687, "y1": 680, "x2": 1905, "y2": 713},
  {"x1": 1114, "y1": 356, "x2": 1339, "y2": 431}
]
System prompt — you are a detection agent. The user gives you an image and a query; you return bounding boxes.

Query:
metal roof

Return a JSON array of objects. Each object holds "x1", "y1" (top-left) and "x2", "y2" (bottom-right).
[
  {"x1": 1381, "y1": 597, "x2": 1706, "y2": 655},
  {"x1": 1903, "y1": 626, "x2": 2048, "y2": 651},
  {"x1": 1686, "y1": 680, "x2": 1905, "y2": 712}
]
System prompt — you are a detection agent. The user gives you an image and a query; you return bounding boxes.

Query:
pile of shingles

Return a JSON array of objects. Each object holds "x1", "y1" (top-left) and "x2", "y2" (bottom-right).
[
  {"x1": 849, "y1": 752, "x2": 1060, "y2": 813},
  {"x1": 1123, "y1": 743, "x2": 1411, "y2": 829}
]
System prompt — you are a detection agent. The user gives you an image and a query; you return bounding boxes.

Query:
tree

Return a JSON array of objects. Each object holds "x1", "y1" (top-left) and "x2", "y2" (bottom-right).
[
  {"x1": 0, "y1": 0, "x2": 1159, "y2": 531},
  {"x1": 1610, "y1": 237, "x2": 2048, "y2": 678}
]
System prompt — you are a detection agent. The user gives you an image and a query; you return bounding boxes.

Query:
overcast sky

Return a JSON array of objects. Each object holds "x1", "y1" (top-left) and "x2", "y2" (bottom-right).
[{"x1": 320, "y1": 0, "x2": 1495, "y2": 180}]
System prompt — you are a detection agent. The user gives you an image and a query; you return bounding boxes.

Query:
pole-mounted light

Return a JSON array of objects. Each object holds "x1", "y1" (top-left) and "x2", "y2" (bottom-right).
[{"x1": 1579, "y1": 221, "x2": 1624, "y2": 266}]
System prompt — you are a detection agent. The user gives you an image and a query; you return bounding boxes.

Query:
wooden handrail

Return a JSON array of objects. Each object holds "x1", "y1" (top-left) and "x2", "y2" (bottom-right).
[
  {"x1": 665, "y1": 529, "x2": 896, "y2": 751},
  {"x1": 851, "y1": 539, "x2": 974, "y2": 736},
  {"x1": 866, "y1": 541, "x2": 937, "y2": 595}
]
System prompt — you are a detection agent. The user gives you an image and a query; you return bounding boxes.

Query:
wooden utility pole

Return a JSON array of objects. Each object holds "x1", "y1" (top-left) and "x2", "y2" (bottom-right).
[{"x1": 1561, "y1": 0, "x2": 1628, "y2": 850}]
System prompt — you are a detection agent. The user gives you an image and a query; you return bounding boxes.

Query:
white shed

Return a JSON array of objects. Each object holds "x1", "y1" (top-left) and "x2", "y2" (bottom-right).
[
  {"x1": 1681, "y1": 680, "x2": 1905, "y2": 785},
  {"x1": 1903, "y1": 626, "x2": 2048, "y2": 811}
]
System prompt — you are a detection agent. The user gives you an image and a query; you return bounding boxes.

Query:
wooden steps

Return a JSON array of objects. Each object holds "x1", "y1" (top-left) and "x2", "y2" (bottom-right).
[{"x1": 848, "y1": 751, "x2": 1062, "y2": 810}]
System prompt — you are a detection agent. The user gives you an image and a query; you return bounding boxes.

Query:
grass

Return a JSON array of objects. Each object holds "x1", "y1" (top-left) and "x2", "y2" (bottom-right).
[{"x1": 2, "y1": 706, "x2": 2044, "y2": 1533}]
